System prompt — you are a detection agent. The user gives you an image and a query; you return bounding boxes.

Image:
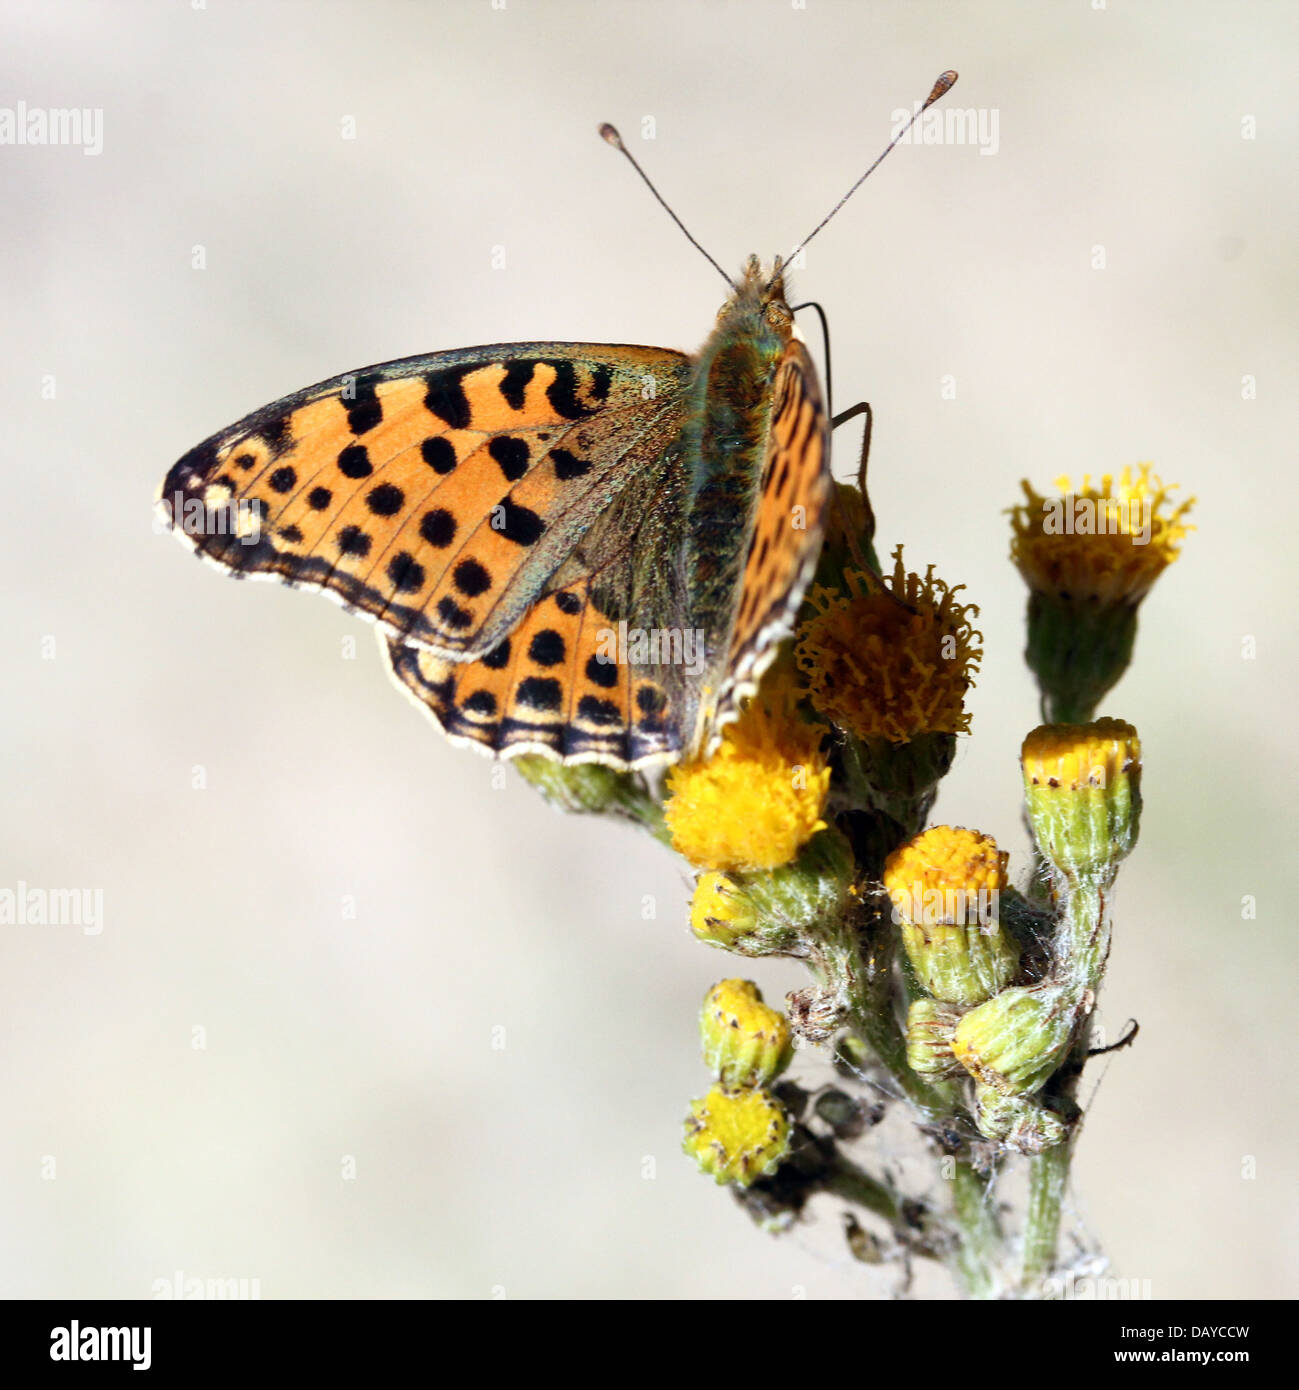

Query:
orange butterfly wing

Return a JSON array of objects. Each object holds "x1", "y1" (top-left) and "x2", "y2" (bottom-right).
[
  {"x1": 703, "y1": 335, "x2": 831, "y2": 748},
  {"x1": 158, "y1": 345, "x2": 692, "y2": 659}
]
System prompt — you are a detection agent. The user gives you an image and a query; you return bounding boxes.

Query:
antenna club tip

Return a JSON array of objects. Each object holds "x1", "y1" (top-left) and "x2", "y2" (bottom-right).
[
  {"x1": 925, "y1": 70, "x2": 959, "y2": 107},
  {"x1": 598, "y1": 122, "x2": 625, "y2": 150}
]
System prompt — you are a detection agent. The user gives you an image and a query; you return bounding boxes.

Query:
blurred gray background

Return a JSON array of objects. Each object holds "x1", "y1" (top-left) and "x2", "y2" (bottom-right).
[{"x1": 2, "y1": 0, "x2": 1295, "y2": 1299}]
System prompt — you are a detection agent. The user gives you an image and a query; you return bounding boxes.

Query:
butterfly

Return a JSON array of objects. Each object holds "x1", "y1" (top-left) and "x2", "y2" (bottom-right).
[
  {"x1": 157, "y1": 256, "x2": 828, "y2": 770},
  {"x1": 157, "y1": 74, "x2": 955, "y2": 771}
]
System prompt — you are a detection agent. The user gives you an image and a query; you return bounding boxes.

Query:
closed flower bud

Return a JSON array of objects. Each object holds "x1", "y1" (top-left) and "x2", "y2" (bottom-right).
[
  {"x1": 513, "y1": 756, "x2": 648, "y2": 818},
  {"x1": 973, "y1": 1085, "x2": 1069, "y2": 1154},
  {"x1": 883, "y1": 827, "x2": 1020, "y2": 1005},
  {"x1": 699, "y1": 979, "x2": 793, "y2": 1088},
  {"x1": 905, "y1": 997, "x2": 967, "y2": 1078},
  {"x1": 689, "y1": 872, "x2": 761, "y2": 950},
  {"x1": 1022, "y1": 720, "x2": 1141, "y2": 883},
  {"x1": 682, "y1": 1085, "x2": 791, "y2": 1187},
  {"x1": 951, "y1": 984, "x2": 1077, "y2": 1096}
]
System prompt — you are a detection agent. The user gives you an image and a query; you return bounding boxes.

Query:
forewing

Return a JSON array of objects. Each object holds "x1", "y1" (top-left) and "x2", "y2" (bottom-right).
[
  {"x1": 708, "y1": 336, "x2": 830, "y2": 744},
  {"x1": 158, "y1": 344, "x2": 692, "y2": 658}
]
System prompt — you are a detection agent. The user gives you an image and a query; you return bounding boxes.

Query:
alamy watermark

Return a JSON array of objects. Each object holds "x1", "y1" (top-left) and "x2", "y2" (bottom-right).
[
  {"x1": 595, "y1": 622, "x2": 706, "y2": 676},
  {"x1": 890, "y1": 102, "x2": 999, "y2": 156},
  {"x1": 151, "y1": 1269, "x2": 261, "y2": 1299},
  {"x1": 158, "y1": 492, "x2": 263, "y2": 544},
  {"x1": 1, "y1": 882, "x2": 103, "y2": 935},
  {"x1": 0, "y1": 101, "x2": 102, "y2": 156},
  {"x1": 1042, "y1": 494, "x2": 1153, "y2": 546},
  {"x1": 886, "y1": 885, "x2": 1000, "y2": 928}
]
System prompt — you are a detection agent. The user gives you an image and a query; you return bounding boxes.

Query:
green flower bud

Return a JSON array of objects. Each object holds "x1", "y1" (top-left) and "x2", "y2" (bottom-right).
[
  {"x1": 682, "y1": 1085, "x2": 791, "y2": 1187},
  {"x1": 699, "y1": 979, "x2": 793, "y2": 1088},
  {"x1": 1022, "y1": 720, "x2": 1141, "y2": 884},
  {"x1": 951, "y1": 984, "x2": 1078, "y2": 1096},
  {"x1": 973, "y1": 1085, "x2": 1069, "y2": 1154},
  {"x1": 883, "y1": 826, "x2": 1020, "y2": 1005},
  {"x1": 513, "y1": 756, "x2": 650, "y2": 818},
  {"x1": 689, "y1": 872, "x2": 762, "y2": 951},
  {"x1": 688, "y1": 830, "x2": 855, "y2": 957},
  {"x1": 905, "y1": 998, "x2": 967, "y2": 1079}
]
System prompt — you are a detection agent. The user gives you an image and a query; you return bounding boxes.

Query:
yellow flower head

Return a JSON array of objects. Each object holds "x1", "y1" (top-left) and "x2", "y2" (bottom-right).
[
  {"x1": 882, "y1": 826, "x2": 1017, "y2": 1006},
  {"x1": 699, "y1": 979, "x2": 794, "y2": 1087},
  {"x1": 883, "y1": 825, "x2": 1009, "y2": 914},
  {"x1": 1022, "y1": 719, "x2": 1142, "y2": 880},
  {"x1": 682, "y1": 1084, "x2": 791, "y2": 1187},
  {"x1": 795, "y1": 548, "x2": 981, "y2": 744},
  {"x1": 1009, "y1": 464, "x2": 1195, "y2": 605},
  {"x1": 1021, "y1": 718, "x2": 1142, "y2": 792},
  {"x1": 665, "y1": 670, "x2": 829, "y2": 872},
  {"x1": 689, "y1": 872, "x2": 758, "y2": 948}
]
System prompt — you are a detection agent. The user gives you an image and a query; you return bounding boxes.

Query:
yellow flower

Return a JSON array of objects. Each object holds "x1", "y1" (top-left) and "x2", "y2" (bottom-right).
[
  {"x1": 795, "y1": 547, "x2": 981, "y2": 744},
  {"x1": 883, "y1": 826, "x2": 1018, "y2": 1005},
  {"x1": 689, "y1": 872, "x2": 758, "y2": 948},
  {"x1": 665, "y1": 672, "x2": 829, "y2": 872},
  {"x1": 699, "y1": 979, "x2": 793, "y2": 1087},
  {"x1": 884, "y1": 824, "x2": 1009, "y2": 898},
  {"x1": 682, "y1": 1085, "x2": 791, "y2": 1187},
  {"x1": 1022, "y1": 719, "x2": 1142, "y2": 882},
  {"x1": 1021, "y1": 719, "x2": 1142, "y2": 794},
  {"x1": 1009, "y1": 464, "x2": 1194, "y2": 606}
]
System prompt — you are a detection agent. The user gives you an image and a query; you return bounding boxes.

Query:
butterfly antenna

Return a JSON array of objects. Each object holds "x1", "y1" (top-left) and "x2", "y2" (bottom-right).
[
  {"x1": 787, "y1": 70, "x2": 958, "y2": 263},
  {"x1": 599, "y1": 123, "x2": 734, "y2": 288}
]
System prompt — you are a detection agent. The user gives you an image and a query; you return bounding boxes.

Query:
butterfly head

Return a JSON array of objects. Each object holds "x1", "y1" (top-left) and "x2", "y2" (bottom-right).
[{"x1": 716, "y1": 254, "x2": 794, "y2": 338}]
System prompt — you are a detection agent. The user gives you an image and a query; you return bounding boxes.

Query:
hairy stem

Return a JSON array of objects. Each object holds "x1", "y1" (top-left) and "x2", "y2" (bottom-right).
[
  {"x1": 949, "y1": 1160, "x2": 1002, "y2": 1299},
  {"x1": 1020, "y1": 1139, "x2": 1072, "y2": 1294}
]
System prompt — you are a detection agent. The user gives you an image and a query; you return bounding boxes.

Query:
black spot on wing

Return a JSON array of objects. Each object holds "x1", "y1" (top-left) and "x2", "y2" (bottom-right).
[
  {"x1": 260, "y1": 415, "x2": 294, "y2": 457},
  {"x1": 590, "y1": 363, "x2": 613, "y2": 402},
  {"x1": 420, "y1": 509, "x2": 457, "y2": 548},
  {"x1": 437, "y1": 596, "x2": 473, "y2": 630},
  {"x1": 586, "y1": 654, "x2": 618, "y2": 688},
  {"x1": 499, "y1": 360, "x2": 536, "y2": 411},
  {"x1": 344, "y1": 376, "x2": 384, "y2": 434},
  {"x1": 338, "y1": 444, "x2": 372, "y2": 479},
  {"x1": 481, "y1": 637, "x2": 511, "y2": 670},
  {"x1": 551, "y1": 449, "x2": 591, "y2": 481},
  {"x1": 387, "y1": 552, "x2": 426, "y2": 593},
  {"x1": 493, "y1": 497, "x2": 544, "y2": 547},
  {"x1": 517, "y1": 677, "x2": 562, "y2": 712},
  {"x1": 366, "y1": 483, "x2": 405, "y2": 516},
  {"x1": 453, "y1": 558, "x2": 491, "y2": 598},
  {"x1": 542, "y1": 359, "x2": 595, "y2": 420},
  {"x1": 488, "y1": 436, "x2": 529, "y2": 482},
  {"x1": 464, "y1": 690, "x2": 497, "y2": 716},
  {"x1": 528, "y1": 629, "x2": 565, "y2": 666},
  {"x1": 268, "y1": 466, "x2": 296, "y2": 493},
  {"x1": 421, "y1": 436, "x2": 457, "y2": 474},
  {"x1": 577, "y1": 695, "x2": 622, "y2": 726},
  {"x1": 337, "y1": 525, "x2": 371, "y2": 558},
  {"x1": 425, "y1": 365, "x2": 475, "y2": 430}
]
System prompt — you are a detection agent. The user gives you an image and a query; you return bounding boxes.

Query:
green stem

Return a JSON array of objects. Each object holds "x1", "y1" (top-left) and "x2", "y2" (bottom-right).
[
  {"x1": 825, "y1": 1153, "x2": 950, "y2": 1262},
  {"x1": 1020, "y1": 1138, "x2": 1072, "y2": 1294},
  {"x1": 949, "y1": 1160, "x2": 1002, "y2": 1299},
  {"x1": 827, "y1": 915, "x2": 955, "y2": 1119},
  {"x1": 824, "y1": 1155, "x2": 906, "y2": 1225}
]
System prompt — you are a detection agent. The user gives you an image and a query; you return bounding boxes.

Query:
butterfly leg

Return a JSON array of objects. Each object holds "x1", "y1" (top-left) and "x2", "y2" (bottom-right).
[{"x1": 830, "y1": 400, "x2": 876, "y2": 555}]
